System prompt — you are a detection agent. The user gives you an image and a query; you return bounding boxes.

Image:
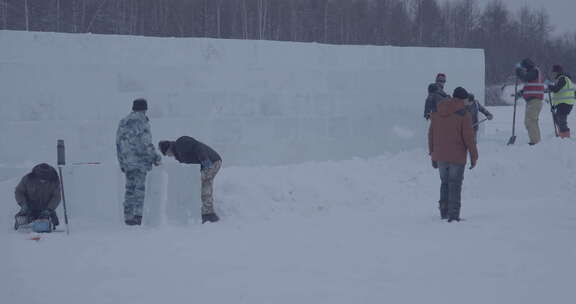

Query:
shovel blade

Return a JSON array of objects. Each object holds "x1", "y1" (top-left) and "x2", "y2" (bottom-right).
[{"x1": 507, "y1": 135, "x2": 516, "y2": 145}]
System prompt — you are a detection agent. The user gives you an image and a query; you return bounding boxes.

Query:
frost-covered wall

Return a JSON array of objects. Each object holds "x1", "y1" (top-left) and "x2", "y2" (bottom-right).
[{"x1": 0, "y1": 30, "x2": 485, "y2": 166}]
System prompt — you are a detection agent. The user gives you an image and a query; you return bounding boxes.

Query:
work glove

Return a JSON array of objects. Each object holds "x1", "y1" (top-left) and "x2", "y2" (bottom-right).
[
  {"x1": 470, "y1": 159, "x2": 477, "y2": 170},
  {"x1": 431, "y1": 160, "x2": 438, "y2": 169},
  {"x1": 153, "y1": 154, "x2": 161, "y2": 166},
  {"x1": 486, "y1": 113, "x2": 494, "y2": 120},
  {"x1": 39, "y1": 209, "x2": 53, "y2": 219}
]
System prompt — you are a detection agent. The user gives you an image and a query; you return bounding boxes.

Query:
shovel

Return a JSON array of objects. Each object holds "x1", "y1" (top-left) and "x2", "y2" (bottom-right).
[{"x1": 507, "y1": 77, "x2": 519, "y2": 145}]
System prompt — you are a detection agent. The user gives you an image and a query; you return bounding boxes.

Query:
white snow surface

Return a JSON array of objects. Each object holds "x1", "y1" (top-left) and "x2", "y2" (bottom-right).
[
  {"x1": 1, "y1": 31, "x2": 574, "y2": 303},
  {"x1": 2, "y1": 105, "x2": 575, "y2": 304}
]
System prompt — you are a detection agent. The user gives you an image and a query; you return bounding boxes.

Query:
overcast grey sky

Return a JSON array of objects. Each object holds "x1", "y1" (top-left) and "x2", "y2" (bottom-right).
[{"x1": 441, "y1": 0, "x2": 576, "y2": 34}]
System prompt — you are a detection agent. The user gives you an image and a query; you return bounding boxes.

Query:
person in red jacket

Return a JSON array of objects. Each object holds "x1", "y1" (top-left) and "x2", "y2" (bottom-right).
[{"x1": 428, "y1": 87, "x2": 479, "y2": 222}]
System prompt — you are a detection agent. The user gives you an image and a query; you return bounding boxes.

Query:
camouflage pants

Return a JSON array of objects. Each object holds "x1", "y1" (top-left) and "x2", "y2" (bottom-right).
[
  {"x1": 124, "y1": 170, "x2": 147, "y2": 220},
  {"x1": 201, "y1": 160, "x2": 221, "y2": 215}
]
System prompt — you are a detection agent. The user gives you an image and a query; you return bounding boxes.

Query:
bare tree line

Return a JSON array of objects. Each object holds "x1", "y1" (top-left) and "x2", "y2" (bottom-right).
[{"x1": 0, "y1": 0, "x2": 574, "y2": 85}]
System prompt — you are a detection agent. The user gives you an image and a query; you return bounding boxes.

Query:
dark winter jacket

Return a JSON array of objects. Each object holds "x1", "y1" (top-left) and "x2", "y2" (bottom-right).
[
  {"x1": 172, "y1": 136, "x2": 221, "y2": 169},
  {"x1": 516, "y1": 64, "x2": 544, "y2": 101},
  {"x1": 424, "y1": 83, "x2": 450, "y2": 119},
  {"x1": 516, "y1": 66, "x2": 539, "y2": 83},
  {"x1": 15, "y1": 163, "x2": 61, "y2": 211},
  {"x1": 466, "y1": 100, "x2": 492, "y2": 131},
  {"x1": 428, "y1": 99, "x2": 478, "y2": 165}
]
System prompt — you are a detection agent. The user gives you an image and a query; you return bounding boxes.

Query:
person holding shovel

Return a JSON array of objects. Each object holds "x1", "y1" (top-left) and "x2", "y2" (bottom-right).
[{"x1": 465, "y1": 93, "x2": 493, "y2": 134}]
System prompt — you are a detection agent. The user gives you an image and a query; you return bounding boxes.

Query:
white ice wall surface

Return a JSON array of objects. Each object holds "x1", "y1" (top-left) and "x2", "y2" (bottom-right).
[
  {"x1": 0, "y1": 30, "x2": 485, "y2": 166},
  {"x1": 0, "y1": 163, "x2": 201, "y2": 230}
]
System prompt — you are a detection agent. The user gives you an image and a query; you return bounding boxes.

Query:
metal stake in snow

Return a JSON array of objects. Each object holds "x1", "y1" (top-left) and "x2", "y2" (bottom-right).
[{"x1": 57, "y1": 140, "x2": 70, "y2": 235}]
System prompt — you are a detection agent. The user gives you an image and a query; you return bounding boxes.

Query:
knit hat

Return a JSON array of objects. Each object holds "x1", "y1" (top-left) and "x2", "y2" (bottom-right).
[
  {"x1": 552, "y1": 64, "x2": 564, "y2": 74},
  {"x1": 31, "y1": 163, "x2": 58, "y2": 182},
  {"x1": 521, "y1": 58, "x2": 535, "y2": 69},
  {"x1": 436, "y1": 73, "x2": 447, "y2": 83},
  {"x1": 158, "y1": 141, "x2": 172, "y2": 155},
  {"x1": 132, "y1": 98, "x2": 148, "y2": 111},
  {"x1": 453, "y1": 87, "x2": 469, "y2": 99}
]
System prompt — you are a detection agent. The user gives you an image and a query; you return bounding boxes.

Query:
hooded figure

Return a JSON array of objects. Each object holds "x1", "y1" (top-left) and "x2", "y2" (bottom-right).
[
  {"x1": 14, "y1": 163, "x2": 61, "y2": 230},
  {"x1": 424, "y1": 83, "x2": 450, "y2": 119},
  {"x1": 428, "y1": 87, "x2": 478, "y2": 222}
]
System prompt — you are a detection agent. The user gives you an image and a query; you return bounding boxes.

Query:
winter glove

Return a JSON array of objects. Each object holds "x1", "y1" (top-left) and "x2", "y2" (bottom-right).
[
  {"x1": 486, "y1": 113, "x2": 494, "y2": 120},
  {"x1": 39, "y1": 209, "x2": 53, "y2": 219},
  {"x1": 153, "y1": 154, "x2": 161, "y2": 166},
  {"x1": 431, "y1": 160, "x2": 438, "y2": 169},
  {"x1": 469, "y1": 159, "x2": 477, "y2": 170}
]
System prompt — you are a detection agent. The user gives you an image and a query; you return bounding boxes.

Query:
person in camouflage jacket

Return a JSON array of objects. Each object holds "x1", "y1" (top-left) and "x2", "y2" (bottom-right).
[{"x1": 116, "y1": 98, "x2": 161, "y2": 226}]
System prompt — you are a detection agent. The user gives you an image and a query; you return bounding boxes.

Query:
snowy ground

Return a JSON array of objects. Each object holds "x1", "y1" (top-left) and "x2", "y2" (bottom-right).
[{"x1": 2, "y1": 105, "x2": 575, "y2": 304}]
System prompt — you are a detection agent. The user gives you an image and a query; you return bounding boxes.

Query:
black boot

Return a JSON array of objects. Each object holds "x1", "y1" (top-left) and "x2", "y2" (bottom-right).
[
  {"x1": 447, "y1": 201, "x2": 461, "y2": 222},
  {"x1": 14, "y1": 207, "x2": 31, "y2": 230},
  {"x1": 439, "y1": 201, "x2": 448, "y2": 220},
  {"x1": 202, "y1": 213, "x2": 220, "y2": 224},
  {"x1": 125, "y1": 215, "x2": 142, "y2": 226}
]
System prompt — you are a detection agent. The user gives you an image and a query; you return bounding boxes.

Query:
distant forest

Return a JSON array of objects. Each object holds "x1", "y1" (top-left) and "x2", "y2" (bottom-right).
[{"x1": 1, "y1": 0, "x2": 575, "y2": 86}]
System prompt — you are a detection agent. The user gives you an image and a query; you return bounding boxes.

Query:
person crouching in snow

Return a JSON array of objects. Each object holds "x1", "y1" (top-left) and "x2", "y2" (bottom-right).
[
  {"x1": 465, "y1": 93, "x2": 493, "y2": 134},
  {"x1": 158, "y1": 136, "x2": 222, "y2": 223},
  {"x1": 428, "y1": 87, "x2": 478, "y2": 222},
  {"x1": 14, "y1": 163, "x2": 61, "y2": 230}
]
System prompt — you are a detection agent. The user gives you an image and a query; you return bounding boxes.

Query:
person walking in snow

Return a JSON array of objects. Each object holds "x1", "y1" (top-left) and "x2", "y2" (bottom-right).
[
  {"x1": 116, "y1": 98, "x2": 161, "y2": 226},
  {"x1": 14, "y1": 163, "x2": 62, "y2": 230},
  {"x1": 428, "y1": 87, "x2": 478, "y2": 222},
  {"x1": 158, "y1": 136, "x2": 222, "y2": 224},
  {"x1": 516, "y1": 58, "x2": 545, "y2": 145},
  {"x1": 424, "y1": 74, "x2": 451, "y2": 119},
  {"x1": 424, "y1": 83, "x2": 450, "y2": 120},
  {"x1": 465, "y1": 93, "x2": 493, "y2": 133},
  {"x1": 547, "y1": 64, "x2": 576, "y2": 138}
]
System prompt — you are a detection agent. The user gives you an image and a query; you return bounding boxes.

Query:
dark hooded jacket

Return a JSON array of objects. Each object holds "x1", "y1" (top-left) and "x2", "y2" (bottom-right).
[
  {"x1": 428, "y1": 99, "x2": 478, "y2": 165},
  {"x1": 172, "y1": 136, "x2": 221, "y2": 169},
  {"x1": 15, "y1": 163, "x2": 61, "y2": 211},
  {"x1": 424, "y1": 83, "x2": 450, "y2": 118},
  {"x1": 466, "y1": 99, "x2": 492, "y2": 131}
]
